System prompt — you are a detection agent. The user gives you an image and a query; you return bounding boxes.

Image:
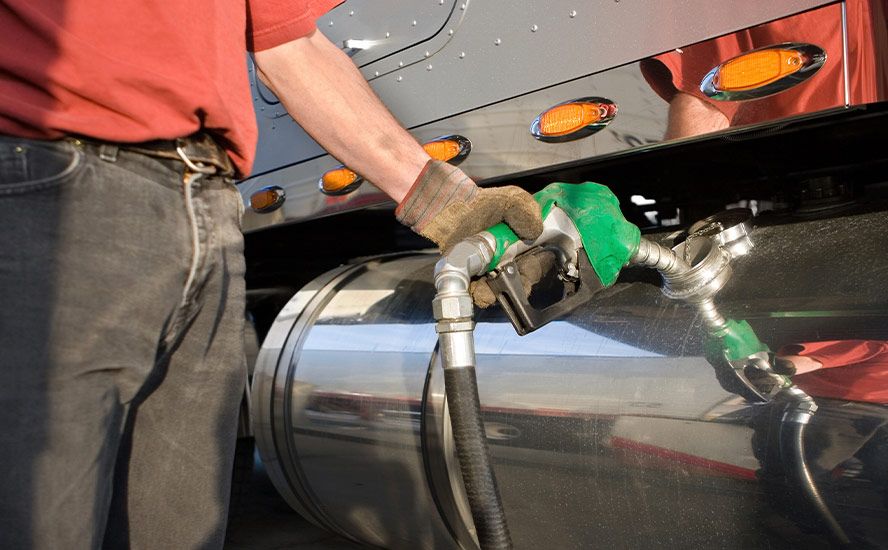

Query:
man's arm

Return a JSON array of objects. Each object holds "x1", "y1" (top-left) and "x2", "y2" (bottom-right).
[
  {"x1": 253, "y1": 28, "x2": 428, "y2": 203},
  {"x1": 253, "y1": 27, "x2": 543, "y2": 282},
  {"x1": 664, "y1": 92, "x2": 730, "y2": 140}
]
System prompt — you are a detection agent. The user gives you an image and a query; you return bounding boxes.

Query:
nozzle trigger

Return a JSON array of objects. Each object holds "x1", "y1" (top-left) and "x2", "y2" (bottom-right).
[{"x1": 487, "y1": 252, "x2": 604, "y2": 335}]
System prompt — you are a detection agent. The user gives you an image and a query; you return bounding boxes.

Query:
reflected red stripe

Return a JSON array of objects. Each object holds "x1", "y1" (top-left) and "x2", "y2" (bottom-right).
[{"x1": 610, "y1": 436, "x2": 758, "y2": 481}]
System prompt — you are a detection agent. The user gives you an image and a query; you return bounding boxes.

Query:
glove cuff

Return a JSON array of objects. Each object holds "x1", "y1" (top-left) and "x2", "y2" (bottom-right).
[{"x1": 395, "y1": 159, "x2": 477, "y2": 232}]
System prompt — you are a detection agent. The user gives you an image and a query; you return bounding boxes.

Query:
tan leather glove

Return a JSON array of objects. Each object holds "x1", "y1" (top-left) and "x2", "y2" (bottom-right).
[{"x1": 396, "y1": 160, "x2": 543, "y2": 255}]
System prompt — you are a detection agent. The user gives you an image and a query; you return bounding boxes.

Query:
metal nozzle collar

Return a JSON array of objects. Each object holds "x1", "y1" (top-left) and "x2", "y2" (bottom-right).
[
  {"x1": 661, "y1": 238, "x2": 733, "y2": 302},
  {"x1": 687, "y1": 208, "x2": 754, "y2": 260}
]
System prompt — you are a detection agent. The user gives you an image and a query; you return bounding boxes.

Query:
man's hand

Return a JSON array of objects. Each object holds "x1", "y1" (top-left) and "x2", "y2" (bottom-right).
[
  {"x1": 469, "y1": 248, "x2": 557, "y2": 308},
  {"x1": 396, "y1": 160, "x2": 543, "y2": 254},
  {"x1": 774, "y1": 355, "x2": 822, "y2": 375}
]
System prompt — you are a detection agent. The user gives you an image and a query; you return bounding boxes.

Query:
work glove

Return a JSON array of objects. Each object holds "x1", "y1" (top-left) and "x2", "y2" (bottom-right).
[
  {"x1": 772, "y1": 356, "x2": 797, "y2": 376},
  {"x1": 469, "y1": 247, "x2": 557, "y2": 308},
  {"x1": 396, "y1": 160, "x2": 543, "y2": 255}
]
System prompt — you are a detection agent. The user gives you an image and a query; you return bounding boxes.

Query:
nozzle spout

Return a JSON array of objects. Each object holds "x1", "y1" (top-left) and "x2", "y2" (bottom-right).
[{"x1": 630, "y1": 238, "x2": 691, "y2": 277}]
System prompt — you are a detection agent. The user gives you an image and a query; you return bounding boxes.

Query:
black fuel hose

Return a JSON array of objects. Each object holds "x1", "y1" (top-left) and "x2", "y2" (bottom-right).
[
  {"x1": 444, "y1": 366, "x2": 513, "y2": 550},
  {"x1": 779, "y1": 418, "x2": 851, "y2": 546}
]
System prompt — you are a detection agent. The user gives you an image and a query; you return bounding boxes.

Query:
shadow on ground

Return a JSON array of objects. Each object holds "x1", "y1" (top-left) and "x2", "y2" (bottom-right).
[{"x1": 225, "y1": 450, "x2": 365, "y2": 550}]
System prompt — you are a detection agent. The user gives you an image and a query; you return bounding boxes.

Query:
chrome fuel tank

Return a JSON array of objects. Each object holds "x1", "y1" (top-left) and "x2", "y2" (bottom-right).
[{"x1": 252, "y1": 211, "x2": 888, "y2": 549}]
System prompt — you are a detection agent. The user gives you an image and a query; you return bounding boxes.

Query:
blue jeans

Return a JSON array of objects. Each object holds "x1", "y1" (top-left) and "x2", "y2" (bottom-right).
[{"x1": 0, "y1": 136, "x2": 247, "y2": 549}]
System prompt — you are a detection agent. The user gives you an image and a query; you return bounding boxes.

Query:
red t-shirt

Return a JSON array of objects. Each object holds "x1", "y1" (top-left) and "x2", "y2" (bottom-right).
[
  {"x1": 780, "y1": 340, "x2": 888, "y2": 405},
  {"x1": 0, "y1": 0, "x2": 340, "y2": 176}
]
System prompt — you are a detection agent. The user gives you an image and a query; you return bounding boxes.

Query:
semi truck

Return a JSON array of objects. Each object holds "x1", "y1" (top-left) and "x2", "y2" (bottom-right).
[{"x1": 237, "y1": 1, "x2": 888, "y2": 548}]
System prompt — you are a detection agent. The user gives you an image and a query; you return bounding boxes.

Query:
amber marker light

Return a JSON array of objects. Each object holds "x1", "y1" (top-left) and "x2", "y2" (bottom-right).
[
  {"x1": 539, "y1": 103, "x2": 603, "y2": 137},
  {"x1": 700, "y1": 43, "x2": 826, "y2": 101},
  {"x1": 421, "y1": 135, "x2": 472, "y2": 165},
  {"x1": 250, "y1": 186, "x2": 286, "y2": 213},
  {"x1": 319, "y1": 166, "x2": 363, "y2": 196},
  {"x1": 530, "y1": 97, "x2": 617, "y2": 143},
  {"x1": 715, "y1": 49, "x2": 803, "y2": 91},
  {"x1": 423, "y1": 140, "x2": 460, "y2": 161}
]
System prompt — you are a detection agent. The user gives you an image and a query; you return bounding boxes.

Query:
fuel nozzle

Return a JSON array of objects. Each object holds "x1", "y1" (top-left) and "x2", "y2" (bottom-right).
[
  {"x1": 638, "y1": 212, "x2": 849, "y2": 542},
  {"x1": 483, "y1": 206, "x2": 606, "y2": 335},
  {"x1": 704, "y1": 318, "x2": 793, "y2": 401},
  {"x1": 481, "y1": 182, "x2": 642, "y2": 335},
  {"x1": 633, "y1": 208, "x2": 792, "y2": 400}
]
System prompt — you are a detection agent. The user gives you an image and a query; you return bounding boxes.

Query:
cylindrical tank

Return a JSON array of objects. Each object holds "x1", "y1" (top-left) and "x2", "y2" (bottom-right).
[{"x1": 252, "y1": 210, "x2": 888, "y2": 549}]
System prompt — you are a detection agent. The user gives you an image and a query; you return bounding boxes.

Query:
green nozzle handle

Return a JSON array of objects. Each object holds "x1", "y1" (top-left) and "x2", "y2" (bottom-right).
[
  {"x1": 709, "y1": 319, "x2": 770, "y2": 362},
  {"x1": 485, "y1": 182, "x2": 641, "y2": 287}
]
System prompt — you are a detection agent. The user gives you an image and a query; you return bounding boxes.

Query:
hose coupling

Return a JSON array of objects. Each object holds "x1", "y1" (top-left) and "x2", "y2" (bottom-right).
[
  {"x1": 781, "y1": 388, "x2": 818, "y2": 424},
  {"x1": 433, "y1": 236, "x2": 491, "y2": 328},
  {"x1": 432, "y1": 293, "x2": 474, "y2": 324}
]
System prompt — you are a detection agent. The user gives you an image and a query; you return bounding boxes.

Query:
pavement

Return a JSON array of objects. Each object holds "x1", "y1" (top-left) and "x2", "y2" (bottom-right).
[{"x1": 224, "y1": 450, "x2": 364, "y2": 550}]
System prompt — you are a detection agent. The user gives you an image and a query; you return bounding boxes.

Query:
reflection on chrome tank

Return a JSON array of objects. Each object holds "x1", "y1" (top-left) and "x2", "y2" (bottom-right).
[{"x1": 252, "y1": 209, "x2": 888, "y2": 549}]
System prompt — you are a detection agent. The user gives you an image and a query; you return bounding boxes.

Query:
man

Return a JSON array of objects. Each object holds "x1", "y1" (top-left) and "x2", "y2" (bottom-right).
[{"x1": 0, "y1": 1, "x2": 542, "y2": 548}]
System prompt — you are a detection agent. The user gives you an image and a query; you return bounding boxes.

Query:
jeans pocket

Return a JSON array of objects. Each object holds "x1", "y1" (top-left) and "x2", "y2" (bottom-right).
[{"x1": 0, "y1": 139, "x2": 85, "y2": 196}]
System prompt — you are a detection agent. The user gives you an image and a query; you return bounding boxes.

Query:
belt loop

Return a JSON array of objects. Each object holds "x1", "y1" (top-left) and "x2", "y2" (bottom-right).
[{"x1": 99, "y1": 144, "x2": 119, "y2": 162}]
